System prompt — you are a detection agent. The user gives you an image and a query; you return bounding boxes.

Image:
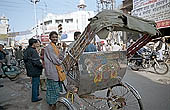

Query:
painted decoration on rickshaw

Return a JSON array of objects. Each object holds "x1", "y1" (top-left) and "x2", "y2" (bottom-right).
[{"x1": 78, "y1": 52, "x2": 121, "y2": 83}]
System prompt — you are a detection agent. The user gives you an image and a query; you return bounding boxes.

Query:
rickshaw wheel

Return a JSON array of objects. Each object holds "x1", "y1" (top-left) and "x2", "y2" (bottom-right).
[
  {"x1": 56, "y1": 102, "x2": 69, "y2": 110},
  {"x1": 107, "y1": 83, "x2": 143, "y2": 110}
]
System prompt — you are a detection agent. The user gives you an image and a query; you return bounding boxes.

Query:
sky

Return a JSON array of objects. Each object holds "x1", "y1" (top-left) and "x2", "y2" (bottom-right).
[{"x1": 0, "y1": 0, "x2": 123, "y2": 32}]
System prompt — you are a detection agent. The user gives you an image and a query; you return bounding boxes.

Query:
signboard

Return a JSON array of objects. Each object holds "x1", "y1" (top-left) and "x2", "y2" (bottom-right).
[
  {"x1": 41, "y1": 35, "x2": 50, "y2": 43},
  {"x1": 8, "y1": 32, "x2": 19, "y2": 37},
  {"x1": 18, "y1": 30, "x2": 32, "y2": 36},
  {"x1": 132, "y1": 0, "x2": 170, "y2": 28},
  {"x1": 0, "y1": 34, "x2": 8, "y2": 39},
  {"x1": 7, "y1": 30, "x2": 32, "y2": 37},
  {"x1": 61, "y1": 34, "x2": 68, "y2": 40},
  {"x1": 0, "y1": 34, "x2": 15, "y2": 38}
]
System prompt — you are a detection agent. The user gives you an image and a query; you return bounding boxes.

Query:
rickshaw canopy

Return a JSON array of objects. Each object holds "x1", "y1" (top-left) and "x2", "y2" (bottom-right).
[{"x1": 89, "y1": 10, "x2": 160, "y2": 39}]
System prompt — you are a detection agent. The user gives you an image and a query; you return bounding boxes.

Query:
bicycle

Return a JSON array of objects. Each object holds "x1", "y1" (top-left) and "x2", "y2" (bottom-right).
[{"x1": 129, "y1": 50, "x2": 169, "y2": 74}]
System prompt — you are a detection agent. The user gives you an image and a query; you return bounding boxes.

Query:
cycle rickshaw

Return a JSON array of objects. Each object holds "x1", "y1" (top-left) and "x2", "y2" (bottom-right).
[{"x1": 56, "y1": 10, "x2": 160, "y2": 110}]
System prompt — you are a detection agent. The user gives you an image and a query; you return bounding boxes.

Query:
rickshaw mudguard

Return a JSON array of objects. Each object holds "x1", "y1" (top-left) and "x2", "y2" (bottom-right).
[
  {"x1": 124, "y1": 82, "x2": 142, "y2": 100},
  {"x1": 77, "y1": 51, "x2": 127, "y2": 95},
  {"x1": 57, "y1": 97, "x2": 77, "y2": 110}
]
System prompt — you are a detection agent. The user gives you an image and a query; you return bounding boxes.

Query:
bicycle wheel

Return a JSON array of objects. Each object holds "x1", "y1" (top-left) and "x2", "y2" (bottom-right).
[
  {"x1": 107, "y1": 83, "x2": 143, "y2": 110},
  {"x1": 141, "y1": 61, "x2": 150, "y2": 69},
  {"x1": 154, "y1": 62, "x2": 169, "y2": 75}
]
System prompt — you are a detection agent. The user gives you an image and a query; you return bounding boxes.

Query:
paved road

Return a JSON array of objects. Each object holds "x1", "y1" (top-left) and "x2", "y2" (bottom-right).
[
  {"x1": 0, "y1": 67, "x2": 170, "y2": 110},
  {"x1": 93, "y1": 67, "x2": 170, "y2": 110},
  {"x1": 123, "y1": 68, "x2": 170, "y2": 110}
]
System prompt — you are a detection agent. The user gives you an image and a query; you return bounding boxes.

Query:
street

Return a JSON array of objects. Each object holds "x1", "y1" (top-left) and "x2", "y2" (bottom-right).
[
  {"x1": 123, "y1": 68, "x2": 170, "y2": 110},
  {"x1": 0, "y1": 65, "x2": 170, "y2": 110}
]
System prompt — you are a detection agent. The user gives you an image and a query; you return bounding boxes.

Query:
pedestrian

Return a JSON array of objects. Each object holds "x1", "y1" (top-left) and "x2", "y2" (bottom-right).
[
  {"x1": 35, "y1": 39, "x2": 47, "y2": 91},
  {"x1": 0, "y1": 44, "x2": 7, "y2": 88},
  {"x1": 84, "y1": 39, "x2": 97, "y2": 52},
  {"x1": 112, "y1": 42, "x2": 122, "y2": 51},
  {"x1": 155, "y1": 37, "x2": 167, "y2": 60},
  {"x1": 15, "y1": 46, "x2": 23, "y2": 66},
  {"x1": 23, "y1": 38, "x2": 43, "y2": 102},
  {"x1": 68, "y1": 31, "x2": 81, "y2": 51},
  {"x1": 104, "y1": 38, "x2": 113, "y2": 51},
  {"x1": 44, "y1": 31, "x2": 66, "y2": 110},
  {"x1": 40, "y1": 45, "x2": 47, "y2": 91}
]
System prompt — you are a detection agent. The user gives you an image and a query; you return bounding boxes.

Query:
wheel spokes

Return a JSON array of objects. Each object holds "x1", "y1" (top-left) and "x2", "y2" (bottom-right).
[{"x1": 107, "y1": 85, "x2": 141, "y2": 110}]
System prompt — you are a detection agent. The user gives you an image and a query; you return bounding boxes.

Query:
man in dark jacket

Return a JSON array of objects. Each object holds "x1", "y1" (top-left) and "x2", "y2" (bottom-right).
[
  {"x1": 0, "y1": 44, "x2": 7, "y2": 87},
  {"x1": 24, "y1": 38, "x2": 43, "y2": 102}
]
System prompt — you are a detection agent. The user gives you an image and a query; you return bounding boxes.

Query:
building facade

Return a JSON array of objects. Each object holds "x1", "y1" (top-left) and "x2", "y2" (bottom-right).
[
  {"x1": 33, "y1": 0, "x2": 95, "y2": 43},
  {"x1": 0, "y1": 16, "x2": 9, "y2": 45},
  {"x1": 38, "y1": 10, "x2": 95, "y2": 42},
  {"x1": 16, "y1": 0, "x2": 95, "y2": 45},
  {"x1": 131, "y1": 0, "x2": 170, "y2": 37}
]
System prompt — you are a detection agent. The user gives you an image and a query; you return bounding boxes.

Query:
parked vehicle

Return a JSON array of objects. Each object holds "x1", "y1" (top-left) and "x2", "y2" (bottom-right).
[
  {"x1": 129, "y1": 49, "x2": 169, "y2": 74},
  {"x1": 1, "y1": 63, "x2": 21, "y2": 81},
  {"x1": 1, "y1": 55, "x2": 23, "y2": 81}
]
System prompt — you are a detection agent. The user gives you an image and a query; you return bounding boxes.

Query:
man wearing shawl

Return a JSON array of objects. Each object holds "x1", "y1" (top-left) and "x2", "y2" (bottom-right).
[{"x1": 44, "y1": 31, "x2": 66, "y2": 110}]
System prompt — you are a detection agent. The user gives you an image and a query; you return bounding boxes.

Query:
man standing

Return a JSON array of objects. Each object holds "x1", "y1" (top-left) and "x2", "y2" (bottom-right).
[
  {"x1": 23, "y1": 38, "x2": 43, "y2": 102},
  {"x1": 84, "y1": 38, "x2": 97, "y2": 52},
  {"x1": 15, "y1": 46, "x2": 23, "y2": 66},
  {"x1": 68, "y1": 31, "x2": 81, "y2": 50},
  {"x1": 44, "y1": 31, "x2": 66, "y2": 110},
  {"x1": 112, "y1": 42, "x2": 122, "y2": 51},
  {"x1": 0, "y1": 44, "x2": 7, "y2": 87}
]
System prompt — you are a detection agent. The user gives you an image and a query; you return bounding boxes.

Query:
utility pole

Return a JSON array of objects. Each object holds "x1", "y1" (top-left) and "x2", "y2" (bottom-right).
[
  {"x1": 42, "y1": 2, "x2": 47, "y2": 35},
  {"x1": 44, "y1": 2, "x2": 47, "y2": 15},
  {"x1": 30, "y1": 0, "x2": 40, "y2": 37}
]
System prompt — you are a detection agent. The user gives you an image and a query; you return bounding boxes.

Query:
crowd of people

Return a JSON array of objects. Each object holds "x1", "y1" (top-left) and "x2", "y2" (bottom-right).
[{"x1": 0, "y1": 44, "x2": 7, "y2": 87}]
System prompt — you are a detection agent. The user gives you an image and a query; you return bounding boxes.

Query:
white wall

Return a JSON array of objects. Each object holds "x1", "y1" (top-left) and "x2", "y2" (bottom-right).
[{"x1": 36, "y1": 10, "x2": 95, "y2": 42}]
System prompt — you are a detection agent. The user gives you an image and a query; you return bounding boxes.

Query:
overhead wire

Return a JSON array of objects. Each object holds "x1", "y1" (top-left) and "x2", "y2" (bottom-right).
[
  {"x1": 0, "y1": 0, "x2": 78, "y2": 13},
  {"x1": 0, "y1": 0, "x2": 27, "y2": 5},
  {"x1": 0, "y1": 0, "x2": 32, "y2": 8},
  {"x1": 0, "y1": 0, "x2": 32, "y2": 10},
  {"x1": 0, "y1": 0, "x2": 92, "y2": 13},
  {"x1": 0, "y1": 7, "x2": 20, "y2": 12},
  {"x1": 0, "y1": 0, "x2": 48, "y2": 13},
  {"x1": 0, "y1": 0, "x2": 89, "y2": 19},
  {"x1": 22, "y1": 0, "x2": 46, "y2": 7},
  {"x1": 45, "y1": 0, "x2": 77, "y2": 13},
  {"x1": 0, "y1": 4, "x2": 20, "y2": 8}
]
